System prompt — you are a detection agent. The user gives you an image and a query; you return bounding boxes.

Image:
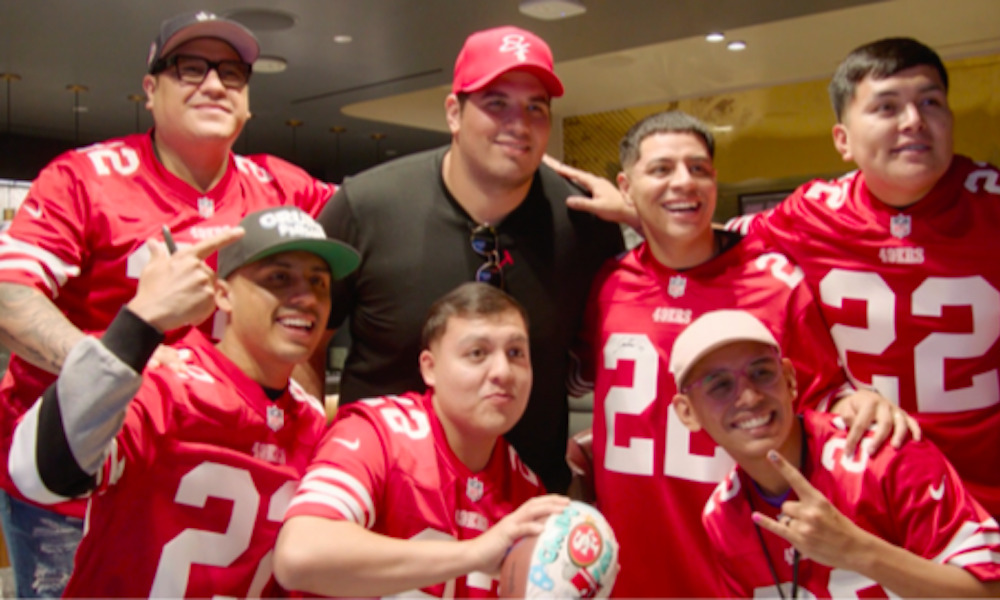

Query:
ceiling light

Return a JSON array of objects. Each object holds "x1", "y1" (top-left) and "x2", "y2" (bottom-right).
[
  {"x1": 519, "y1": 0, "x2": 587, "y2": 20},
  {"x1": 705, "y1": 32, "x2": 725, "y2": 43},
  {"x1": 333, "y1": 35, "x2": 353, "y2": 44},
  {"x1": 727, "y1": 40, "x2": 747, "y2": 51},
  {"x1": 255, "y1": 56, "x2": 288, "y2": 74}
]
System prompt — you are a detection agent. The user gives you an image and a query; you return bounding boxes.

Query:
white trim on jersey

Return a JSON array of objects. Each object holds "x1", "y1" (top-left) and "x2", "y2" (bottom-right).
[
  {"x1": 290, "y1": 467, "x2": 375, "y2": 529},
  {"x1": 288, "y1": 379, "x2": 325, "y2": 416},
  {"x1": 934, "y1": 520, "x2": 1000, "y2": 567},
  {"x1": 0, "y1": 259, "x2": 58, "y2": 294},
  {"x1": 0, "y1": 233, "x2": 82, "y2": 292}
]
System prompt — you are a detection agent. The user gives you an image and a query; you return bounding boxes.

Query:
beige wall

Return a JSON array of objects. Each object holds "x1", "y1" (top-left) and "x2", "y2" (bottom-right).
[{"x1": 563, "y1": 53, "x2": 1000, "y2": 221}]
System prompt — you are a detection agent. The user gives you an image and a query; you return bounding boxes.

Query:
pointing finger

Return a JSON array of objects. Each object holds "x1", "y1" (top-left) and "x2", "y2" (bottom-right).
[{"x1": 188, "y1": 227, "x2": 245, "y2": 260}]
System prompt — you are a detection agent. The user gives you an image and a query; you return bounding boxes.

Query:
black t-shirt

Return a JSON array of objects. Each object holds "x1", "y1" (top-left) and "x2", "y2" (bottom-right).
[{"x1": 319, "y1": 146, "x2": 624, "y2": 491}]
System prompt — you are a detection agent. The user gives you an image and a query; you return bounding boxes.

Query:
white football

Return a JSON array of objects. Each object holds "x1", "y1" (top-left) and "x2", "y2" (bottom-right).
[{"x1": 499, "y1": 500, "x2": 620, "y2": 598}]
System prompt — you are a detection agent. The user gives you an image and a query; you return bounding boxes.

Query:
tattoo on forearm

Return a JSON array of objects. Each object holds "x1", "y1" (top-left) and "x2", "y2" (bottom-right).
[{"x1": 0, "y1": 284, "x2": 84, "y2": 374}]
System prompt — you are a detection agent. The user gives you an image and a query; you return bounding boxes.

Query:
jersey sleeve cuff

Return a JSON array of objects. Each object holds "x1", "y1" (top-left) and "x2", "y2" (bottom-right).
[{"x1": 102, "y1": 306, "x2": 165, "y2": 373}]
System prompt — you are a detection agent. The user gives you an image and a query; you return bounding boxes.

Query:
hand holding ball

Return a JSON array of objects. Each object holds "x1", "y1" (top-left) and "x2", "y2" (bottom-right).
[{"x1": 499, "y1": 500, "x2": 619, "y2": 598}]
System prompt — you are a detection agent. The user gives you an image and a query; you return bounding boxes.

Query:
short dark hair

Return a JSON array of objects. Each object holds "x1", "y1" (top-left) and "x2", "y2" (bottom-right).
[
  {"x1": 828, "y1": 37, "x2": 948, "y2": 123},
  {"x1": 619, "y1": 110, "x2": 715, "y2": 170},
  {"x1": 421, "y1": 282, "x2": 529, "y2": 350}
]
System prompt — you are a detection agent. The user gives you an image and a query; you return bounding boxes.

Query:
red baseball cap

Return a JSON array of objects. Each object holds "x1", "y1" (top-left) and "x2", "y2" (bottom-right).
[{"x1": 452, "y1": 26, "x2": 564, "y2": 98}]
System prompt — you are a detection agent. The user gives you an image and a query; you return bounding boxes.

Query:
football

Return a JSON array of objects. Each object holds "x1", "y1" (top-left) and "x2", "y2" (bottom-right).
[{"x1": 499, "y1": 501, "x2": 619, "y2": 598}]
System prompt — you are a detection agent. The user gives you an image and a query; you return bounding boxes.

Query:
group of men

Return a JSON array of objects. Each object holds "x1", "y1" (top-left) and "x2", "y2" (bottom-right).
[{"x1": 0, "y1": 7, "x2": 996, "y2": 599}]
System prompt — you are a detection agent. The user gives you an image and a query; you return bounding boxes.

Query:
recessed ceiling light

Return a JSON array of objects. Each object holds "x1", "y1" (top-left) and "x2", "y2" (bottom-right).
[
  {"x1": 255, "y1": 56, "x2": 288, "y2": 74},
  {"x1": 519, "y1": 0, "x2": 587, "y2": 20},
  {"x1": 333, "y1": 34, "x2": 353, "y2": 44},
  {"x1": 727, "y1": 40, "x2": 747, "y2": 51},
  {"x1": 705, "y1": 32, "x2": 725, "y2": 43}
]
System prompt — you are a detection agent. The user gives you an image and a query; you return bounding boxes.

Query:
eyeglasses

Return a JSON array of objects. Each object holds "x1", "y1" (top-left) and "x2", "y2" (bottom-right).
[
  {"x1": 151, "y1": 54, "x2": 253, "y2": 90},
  {"x1": 470, "y1": 224, "x2": 503, "y2": 289},
  {"x1": 682, "y1": 355, "x2": 783, "y2": 404}
]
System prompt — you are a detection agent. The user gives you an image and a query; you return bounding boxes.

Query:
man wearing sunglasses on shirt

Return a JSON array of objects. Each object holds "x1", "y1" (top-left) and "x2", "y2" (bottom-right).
[
  {"x1": 0, "y1": 11, "x2": 334, "y2": 597},
  {"x1": 317, "y1": 26, "x2": 624, "y2": 494},
  {"x1": 671, "y1": 309, "x2": 1000, "y2": 598}
]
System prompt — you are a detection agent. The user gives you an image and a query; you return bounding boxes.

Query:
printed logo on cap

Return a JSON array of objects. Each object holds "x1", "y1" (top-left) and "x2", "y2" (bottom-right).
[
  {"x1": 258, "y1": 209, "x2": 325, "y2": 239},
  {"x1": 499, "y1": 34, "x2": 531, "y2": 62}
]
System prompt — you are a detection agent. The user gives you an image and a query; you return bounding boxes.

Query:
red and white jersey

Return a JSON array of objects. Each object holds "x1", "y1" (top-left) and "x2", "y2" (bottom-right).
[
  {"x1": 729, "y1": 155, "x2": 1000, "y2": 515},
  {"x1": 63, "y1": 329, "x2": 327, "y2": 598},
  {"x1": 0, "y1": 131, "x2": 333, "y2": 512},
  {"x1": 570, "y1": 238, "x2": 848, "y2": 598},
  {"x1": 703, "y1": 411, "x2": 1000, "y2": 598},
  {"x1": 285, "y1": 391, "x2": 546, "y2": 598}
]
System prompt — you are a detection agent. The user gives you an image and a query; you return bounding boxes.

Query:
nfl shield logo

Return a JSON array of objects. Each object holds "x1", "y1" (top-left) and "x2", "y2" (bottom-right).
[
  {"x1": 890, "y1": 214, "x2": 911, "y2": 239},
  {"x1": 197, "y1": 196, "x2": 215, "y2": 218},
  {"x1": 266, "y1": 405, "x2": 284, "y2": 432},
  {"x1": 668, "y1": 275, "x2": 687, "y2": 299},
  {"x1": 466, "y1": 477, "x2": 484, "y2": 502}
]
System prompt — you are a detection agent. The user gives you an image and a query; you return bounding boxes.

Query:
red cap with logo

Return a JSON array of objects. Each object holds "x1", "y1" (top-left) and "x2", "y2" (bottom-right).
[{"x1": 452, "y1": 26, "x2": 564, "y2": 98}]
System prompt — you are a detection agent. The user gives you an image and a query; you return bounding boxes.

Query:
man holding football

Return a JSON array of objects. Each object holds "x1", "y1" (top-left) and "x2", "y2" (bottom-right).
[{"x1": 275, "y1": 282, "x2": 571, "y2": 598}]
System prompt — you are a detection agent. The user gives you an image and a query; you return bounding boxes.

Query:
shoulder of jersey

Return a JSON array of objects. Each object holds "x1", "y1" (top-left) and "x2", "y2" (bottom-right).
[{"x1": 288, "y1": 379, "x2": 326, "y2": 416}]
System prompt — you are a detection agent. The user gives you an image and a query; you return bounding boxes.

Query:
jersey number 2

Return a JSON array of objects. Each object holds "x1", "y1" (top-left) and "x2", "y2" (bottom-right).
[
  {"x1": 603, "y1": 333, "x2": 733, "y2": 483},
  {"x1": 820, "y1": 270, "x2": 998, "y2": 412},
  {"x1": 150, "y1": 462, "x2": 295, "y2": 598}
]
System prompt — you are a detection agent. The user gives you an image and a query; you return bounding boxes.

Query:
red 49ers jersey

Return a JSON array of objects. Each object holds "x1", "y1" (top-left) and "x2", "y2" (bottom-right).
[
  {"x1": 63, "y1": 329, "x2": 328, "y2": 598},
  {"x1": 0, "y1": 132, "x2": 333, "y2": 513},
  {"x1": 570, "y1": 238, "x2": 848, "y2": 598},
  {"x1": 284, "y1": 391, "x2": 546, "y2": 598},
  {"x1": 703, "y1": 411, "x2": 1000, "y2": 598},
  {"x1": 732, "y1": 156, "x2": 1000, "y2": 515}
]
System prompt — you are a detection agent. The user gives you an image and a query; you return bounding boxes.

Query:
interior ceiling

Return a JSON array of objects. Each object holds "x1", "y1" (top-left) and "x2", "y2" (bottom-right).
[{"x1": 1, "y1": 0, "x2": 997, "y2": 182}]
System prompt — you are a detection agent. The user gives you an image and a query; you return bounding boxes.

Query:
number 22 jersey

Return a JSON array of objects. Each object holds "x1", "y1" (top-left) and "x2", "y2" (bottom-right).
[
  {"x1": 571, "y1": 236, "x2": 848, "y2": 597},
  {"x1": 61, "y1": 329, "x2": 328, "y2": 598},
  {"x1": 0, "y1": 132, "x2": 332, "y2": 513},
  {"x1": 734, "y1": 155, "x2": 1000, "y2": 515}
]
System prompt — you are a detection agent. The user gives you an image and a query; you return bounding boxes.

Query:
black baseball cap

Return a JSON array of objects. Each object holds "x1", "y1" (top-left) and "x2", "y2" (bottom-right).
[
  {"x1": 218, "y1": 207, "x2": 360, "y2": 280},
  {"x1": 147, "y1": 11, "x2": 260, "y2": 72}
]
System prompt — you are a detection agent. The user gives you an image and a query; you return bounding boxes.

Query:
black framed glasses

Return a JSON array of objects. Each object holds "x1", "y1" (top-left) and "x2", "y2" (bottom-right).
[
  {"x1": 470, "y1": 224, "x2": 504, "y2": 289},
  {"x1": 151, "y1": 54, "x2": 253, "y2": 90}
]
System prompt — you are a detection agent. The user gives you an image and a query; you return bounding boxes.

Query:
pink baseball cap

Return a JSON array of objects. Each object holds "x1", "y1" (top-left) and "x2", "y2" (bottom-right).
[{"x1": 452, "y1": 26, "x2": 564, "y2": 98}]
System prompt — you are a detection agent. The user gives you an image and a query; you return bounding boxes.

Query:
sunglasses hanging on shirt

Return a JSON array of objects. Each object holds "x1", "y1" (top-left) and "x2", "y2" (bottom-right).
[{"x1": 470, "y1": 224, "x2": 504, "y2": 289}]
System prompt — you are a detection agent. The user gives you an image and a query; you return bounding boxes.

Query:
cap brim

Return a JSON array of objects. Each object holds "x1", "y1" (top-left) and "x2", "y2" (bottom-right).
[
  {"x1": 161, "y1": 20, "x2": 260, "y2": 64},
  {"x1": 231, "y1": 239, "x2": 360, "y2": 280},
  {"x1": 458, "y1": 64, "x2": 564, "y2": 97}
]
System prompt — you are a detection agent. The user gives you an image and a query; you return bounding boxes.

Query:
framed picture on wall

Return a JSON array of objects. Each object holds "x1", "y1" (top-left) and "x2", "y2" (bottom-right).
[{"x1": 738, "y1": 190, "x2": 790, "y2": 215}]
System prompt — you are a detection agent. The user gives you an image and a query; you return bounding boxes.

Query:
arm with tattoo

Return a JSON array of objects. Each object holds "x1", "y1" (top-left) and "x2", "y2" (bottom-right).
[{"x1": 0, "y1": 282, "x2": 85, "y2": 375}]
